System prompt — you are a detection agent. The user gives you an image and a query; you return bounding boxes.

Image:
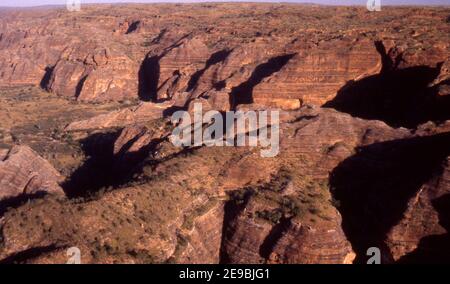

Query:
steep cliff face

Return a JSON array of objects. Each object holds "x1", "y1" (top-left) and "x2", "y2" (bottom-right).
[
  {"x1": 251, "y1": 39, "x2": 382, "y2": 107},
  {"x1": 386, "y1": 156, "x2": 450, "y2": 263},
  {"x1": 47, "y1": 45, "x2": 139, "y2": 102},
  {"x1": 0, "y1": 7, "x2": 147, "y2": 102},
  {"x1": 329, "y1": 127, "x2": 450, "y2": 263},
  {"x1": 177, "y1": 201, "x2": 225, "y2": 264},
  {"x1": 0, "y1": 10, "x2": 63, "y2": 86},
  {"x1": 0, "y1": 5, "x2": 448, "y2": 108},
  {"x1": 0, "y1": 106, "x2": 419, "y2": 264},
  {"x1": 219, "y1": 107, "x2": 409, "y2": 264},
  {"x1": 220, "y1": 190, "x2": 356, "y2": 264},
  {"x1": 0, "y1": 146, "x2": 64, "y2": 201},
  {"x1": 324, "y1": 40, "x2": 449, "y2": 128},
  {"x1": 0, "y1": 4, "x2": 449, "y2": 264}
]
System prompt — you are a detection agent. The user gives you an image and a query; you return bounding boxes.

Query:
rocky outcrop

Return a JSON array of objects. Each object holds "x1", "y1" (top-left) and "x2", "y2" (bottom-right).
[
  {"x1": 65, "y1": 101, "x2": 172, "y2": 131},
  {"x1": 0, "y1": 146, "x2": 64, "y2": 201},
  {"x1": 1, "y1": 103, "x2": 449, "y2": 264},
  {"x1": 323, "y1": 41, "x2": 450, "y2": 128},
  {"x1": 221, "y1": 193, "x2": 356, "y2": 264},
  {"x1": 0, "y1": 9, "x2": 63, "y2": 87},
  {"x1": 152, "y1": 37, "x2": 211, "y2": 101},
  {"x1": 47, "y1": 45, "x2": 139, "y2": 102},
  {"x1": 220, "y1": 106, "x2": 410, "y2": 264},
  {"x1": 0, "y1": 7, "x2": 146, "y2": 102},
  {"x1": 251, "y1": 39, "x2": 382, "y2": 107},
  {"x1": 1, "y1": 5, "x2": 447, "y2": 108},
  {"x1": 329, "y1": 129, "x2": 450, "y2": 263},
  {"x1": 0, "y1": 4, "x2": 449, "y2": 265},
  {"x1": 430, "y1": 59, "x2": 450, "y2": 97},
  {"x1": 177, "y1": 201, "x2": 225, "y2": 264},
  {"x1": 386, "y1": 155, "x2": 450, "y2": 263},
  {"x1": 269, "y1": 220, "x2": 356, "y2": 264}
]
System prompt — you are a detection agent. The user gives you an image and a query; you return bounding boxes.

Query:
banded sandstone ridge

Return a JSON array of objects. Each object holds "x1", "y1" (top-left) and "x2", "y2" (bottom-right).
[{"x1": 0, "y1": 4, "x2": 449, "y2": 264}]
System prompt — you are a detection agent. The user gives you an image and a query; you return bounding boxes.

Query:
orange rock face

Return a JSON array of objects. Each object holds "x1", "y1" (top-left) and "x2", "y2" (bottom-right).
[
  {"x1": 1, "y1": 4, "x2": 448, "y2": 108},
  {"x1": 0, "y1": 4, "x2": 449, "y2": 264},
  {"x1": 0, "y1": 146, "x2": 64, "y2": 200}
]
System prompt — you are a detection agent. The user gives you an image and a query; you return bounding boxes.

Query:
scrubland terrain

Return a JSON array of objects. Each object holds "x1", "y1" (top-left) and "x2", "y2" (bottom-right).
[{"x1": 0, "y1": 4, "x2": 449, "y2": 263}]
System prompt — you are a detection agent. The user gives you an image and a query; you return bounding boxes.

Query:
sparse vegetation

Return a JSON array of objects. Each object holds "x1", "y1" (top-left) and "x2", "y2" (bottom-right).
[{"x1": 0, "y1": 4, "x2": 447, "y2": 264}]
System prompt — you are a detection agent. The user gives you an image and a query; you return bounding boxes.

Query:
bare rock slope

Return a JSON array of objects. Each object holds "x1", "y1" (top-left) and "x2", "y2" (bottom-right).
[
  {"x1": 0, "y1": 146, "x2": 64, "y2": 201},
  {"x1": 0, "y1": 4, "x2": 449, "y2": 264},
  {"x1": 1, "y1": 4, "x2": 448, "y2": 110}
]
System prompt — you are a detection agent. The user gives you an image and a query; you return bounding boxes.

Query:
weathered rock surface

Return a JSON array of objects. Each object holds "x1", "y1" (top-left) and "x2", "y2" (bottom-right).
[
  {"x1": 65, "y1": 101, "x2": 172, "y2": 131},
  {"x1": 324, "y1": 40, "x2": 450, "y2": 128},
  {"x1": 177, "y1": 201, "x2": 225, "y2": 264},
  {"x1": 220, "y1": 106, "x2": 410, "y2": 264},
  {"x1": 329, "y1": 129, "x2": 450, "y2": 263},
  {"x1": 48, "y1": 45, "x2": 139, "y2": 102},
  {"x1": 0, "y1": 4, "x2": 448, "y2": 109},
  {"x1": 0, "y1": 106, "x2": 423, "y2": 264},
  {"x1": 0, "y1": 146, "x2": 64, "y2": 200},
  {"x1": 386, "y1": 155, "x2": 450, "y2": 263},
  {"x1": 0, "y1": 4, "x2": 449, "y2": 265},
  {"x1": 251, "y1": 39, "x2": 382, "y2": 107}
]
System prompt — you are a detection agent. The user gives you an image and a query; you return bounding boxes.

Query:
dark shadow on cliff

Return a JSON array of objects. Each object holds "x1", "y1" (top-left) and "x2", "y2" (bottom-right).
[
  {"x1": 0, "y1": 192, "x2": 47, "y2": 217},
  {"x1": 62, "y1": 129, "x2": 164, "y2": 198},
  {"x1": 74, "y1": 75, "x2": 88, "y2": 98},
  {"x1": 125, "y1": 20, "x2": 141, "y2": 34},
  {"x1": 112, "y1": 134, "x2": 164, "y2": 184},
  {"x1": 230, "y1": 53, "x2": 296, "y2": 109},
  {"x1": 324, "y1": 41, "x2": 448, "y2": 129},
  {"x1": 62, "y1": 131, "x2": 121, "y2": 198},
  {"x1": 329, "y1": 132, "x2": 450, "y2": 263},
  {"x1": 138, "y1": 56, "x2": 160, "y2": 102},
  {"x1": 397, "y1": 194, "x2": 450, "y2": 263},
  {"x1": 138, "y1": 34, "x2": 191, "y2": 102},
  {"x1": 150, "y1": 29, "x2": 167, "y2": 45},
  {"x1": 219, "y1": 188, "x2": 255, "y2": 264},
  {"x1": 187, "y1": 49, "x2": 233, "y2": 92},
  {"x1": 39, "y1": 65, "x2": 55, "y2": 90},
  {"x1": 259, "y1": 217, "x2": 291, "y2": 259},
  {"x1": 0, "y1": 244, "x2": 64, "y2": 264}
]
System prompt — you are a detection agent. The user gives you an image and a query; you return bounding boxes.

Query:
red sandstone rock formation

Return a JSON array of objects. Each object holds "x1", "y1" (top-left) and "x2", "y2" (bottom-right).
[
  {"x1": 65, "y1": 101, "x2": 172, "y2": 131},
  {"x1": 0, "y1": 146, "x2": 64, "y2": 200},
  {"x1": 0, "y1": 4, "x2": 449, "y2": 264},
  {"x1": 1, "y1": 5, "x2": 447, "y2": 108},
  {"x1": 386, "y1": 155, "x2": 450, "y2": 263}
]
